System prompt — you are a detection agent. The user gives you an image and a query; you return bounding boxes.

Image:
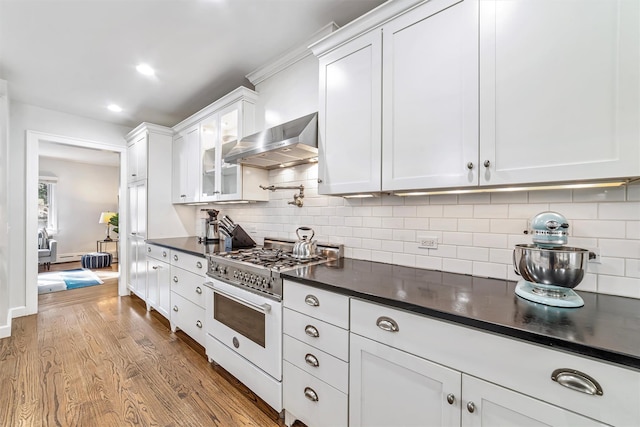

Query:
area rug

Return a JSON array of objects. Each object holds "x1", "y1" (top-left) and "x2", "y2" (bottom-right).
[{"x1": 38, "y1": 268, "x2": 104, "y2": 294}]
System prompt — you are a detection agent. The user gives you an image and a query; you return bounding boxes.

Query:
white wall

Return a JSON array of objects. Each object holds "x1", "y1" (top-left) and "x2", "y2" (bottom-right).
[
  {"x1": 8, "y1": 101, "x2": 130, "y2": 310},
  {"x1": 0, "y1": 81, "x2": 9, "y2": 337},
  {"x1": 39, "y1": 157, "x2": 119, "y2": 257}
]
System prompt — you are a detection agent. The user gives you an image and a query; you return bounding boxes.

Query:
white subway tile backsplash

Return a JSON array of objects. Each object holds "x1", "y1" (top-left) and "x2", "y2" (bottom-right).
[
  {"x1": 442, "y1": 258, "x2": 473, "y2": 275},
  {"x1": 429, "y1": 218, "x2": 458, "y2": 231},
  {"x1": 597, "y1": 275, "x2": 640, "y2": 298},
  {"x1": 458, "y1": 246, "x2": 489, "y2": 262},
  {"x1": 599, "y1": 239, "x2": 640, "y2": 258},
  {"x1": 473, "y1": 262, "x2": 507, "y2": 279},
  {"x1": 528, "y1": 189, "x2": 572, "y2": 203},
  {"x1": 549, "y1": 203, "x2": 598, "y2": 220},
  {"x1": 599, "y1": 202, "x2": 640, "y2": 220},
  {"x1": 444, "y1": 204, "x2": 474, "y2": 218},
  {"x1": 490, "y1": 219, "x2": 527, "y2": 234},
  {"x1": 490, "y1": 192, "x2": 528, "y2": 204},
  {"x1": 458, "y1": 219, "x2": 491, "y2": 232},
  {"x1": 573, "y1": 187, "x2": 626, "y2": 202},
  {"x1": 571, "y1": 220, "x2": 626, "y2": 239},
  {"x1": 475, "y1": 204, "x2": 509, "y2": 218},
  {"x1": 219, "y1": 173, "x2": 640, "y2": 299},
  {"x1": 473, "y1": 233, "x2": 508, "y2": 249},
  {"x1": 442, "y1": 232, "x2": 473, "y2": 246}
]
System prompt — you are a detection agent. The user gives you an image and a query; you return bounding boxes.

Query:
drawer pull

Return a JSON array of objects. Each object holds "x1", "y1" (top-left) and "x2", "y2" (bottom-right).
[
  {"x1": 376, "y1": 316, "x2": 399, "y2": 332},
  {"x1": 305, "y1": 353, "x2": 319, "y2": 367},
  {"x1": 304, "y1": 387, "x2": 319, "y2": 402},
  {"x1": 152, "y1": 265, "x2": 159, "y2": 270},
  {"x1": 162, "y1": 251, "x2": 167, "y2": 257},
  {"x1": 196, "y1": 286, "x2": 203, "y2": 294},
  {"x1": 304, "y1": 294, "x2": 320, "y2": 307},
  {"x1": 305, "y1": 325, "x2": 319, "y2": 338},
  {"x1": 147, "y1": 247, "x2": 151, "y2": 252},
  {"x1": 196, "y1": 320, "x2": 202, "y2": 328},
  {"x1": 446, "y1": 393, "x2": 455, "y2": 405},
  {"x1": 551, "y1": 369, "x2": 603, "y2": 396},
  {"x1": 196, "y1": 261, "x2": 203, "y2": 269},
  {"x1": 174, "y1": 254, "x2": 179, "y2": 261},
  {"x1": 467, "y1": 402, "x2": 475, "y2": 413},
  {"x1": 173, "y1": 276, "x2": 179, "y2": 283},
  {"x1": 173, "y1": 305, "x2": 178, "y2": 312}
]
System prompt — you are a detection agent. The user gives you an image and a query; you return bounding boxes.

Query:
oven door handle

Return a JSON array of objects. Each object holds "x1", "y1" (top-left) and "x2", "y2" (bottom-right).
[{"x1": 213, "y1": 288, "x2": 272, "y2": 314}]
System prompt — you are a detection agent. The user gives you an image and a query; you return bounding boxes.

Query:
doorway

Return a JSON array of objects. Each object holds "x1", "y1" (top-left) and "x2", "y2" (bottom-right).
[{"x1": 25, "y1": 131, "x2": 128, "y2": 315}]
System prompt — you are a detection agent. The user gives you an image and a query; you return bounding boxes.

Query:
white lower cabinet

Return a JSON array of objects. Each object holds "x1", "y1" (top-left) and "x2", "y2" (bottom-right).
[
  {"x1": 169, "y1": 260, "x2": 206, "y2": 346},
  {"x1": 349, "y1": 332, "x2": 460, "y2": 427},
  {"x1": 146, "y1": 257, "x2": 170, "y2": 319}
]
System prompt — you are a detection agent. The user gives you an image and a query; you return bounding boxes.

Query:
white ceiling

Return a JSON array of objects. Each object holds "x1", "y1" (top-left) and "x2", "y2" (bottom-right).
[{"x1": 0, "y1": 0, "x2": 385, "y2": 129}]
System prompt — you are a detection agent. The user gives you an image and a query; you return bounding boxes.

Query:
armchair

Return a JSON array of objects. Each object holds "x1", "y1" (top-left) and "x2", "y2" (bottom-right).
[{"x1": 38, "y1": 228, "x2": 57, "y2": 270}]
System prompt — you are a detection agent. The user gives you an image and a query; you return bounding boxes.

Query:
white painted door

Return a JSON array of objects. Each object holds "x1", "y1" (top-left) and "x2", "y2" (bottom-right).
[
  {"x1": 171, "y1": 134, "x2": 185, "y2": 203},
  {"x1": 134, "y1": 133, "x2": 147, "y2": 181},
  {"x1": 382, "y1": 0, "x2": 479, "y2": 191},
  {"x1": 317, "y1": 30, "x2": 382, "y2": 195},
  {"x1": 349, "y1": 333, "x2": 461, "y2": 427},
  {"x1": 462, "y1": 375, "x2": 608, "y2": 427},
  {"x1": 218, "y1": 104, "x2": 243, "y2": 201},
  {"x1": 157, "y1": 259, "x2": 170, "y2": 319},
  {"x1": 146, "y1": 257, "x2": 158, "y2": 309},
  {"x1": 479, "y1": 0, "x2": 640, "y2": 185},
  {"x1": 126, "y1": 142, "x2": 137, "y2": 183}
]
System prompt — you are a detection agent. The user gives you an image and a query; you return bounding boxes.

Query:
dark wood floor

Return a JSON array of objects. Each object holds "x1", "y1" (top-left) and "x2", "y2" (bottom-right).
[{"x1": 1, "y1": 262, "x2": 290, "y2": 426}]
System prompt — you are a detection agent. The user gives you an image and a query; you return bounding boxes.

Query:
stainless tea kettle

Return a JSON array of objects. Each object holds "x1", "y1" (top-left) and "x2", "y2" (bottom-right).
[{"x1": 293, "y1": 226, "x2": 317, "y2": 259}]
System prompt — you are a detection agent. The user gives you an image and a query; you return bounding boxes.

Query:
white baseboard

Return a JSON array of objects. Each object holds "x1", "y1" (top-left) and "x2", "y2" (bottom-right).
[
  {"x1": 1, "y1": 308, "x2": 12, "y2": 338},
  {"x1": 10, "y1": 305, "x2": 28, "y2": 318}
]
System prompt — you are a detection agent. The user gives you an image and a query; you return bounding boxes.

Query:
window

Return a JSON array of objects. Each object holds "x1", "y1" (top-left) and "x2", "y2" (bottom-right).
[{"x1": 38, "y1": 176, "x2": 57, "y2": 233}]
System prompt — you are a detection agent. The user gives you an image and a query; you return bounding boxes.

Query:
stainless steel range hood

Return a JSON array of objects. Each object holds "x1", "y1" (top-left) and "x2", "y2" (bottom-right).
[{"x1": 224, "y1": 112, "x2": 317, "y2": 169}]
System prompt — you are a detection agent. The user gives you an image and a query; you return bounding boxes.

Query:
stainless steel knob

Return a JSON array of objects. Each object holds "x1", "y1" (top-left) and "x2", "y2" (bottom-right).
[
  {"x1": 152, "y1": 266, "x2": 158, "y2": 270},
  {"x1": 173, "y1": 305, "x2": 178, "y2": 312},
  {"x1": 147, "y1": 247, "x2": 151, "y2": 252},
  {"x1": 467, "y1": 162, "x2": 474, "y2": 170},
  {"x1": 196, "y1": 320, "x2": 202, "y2": 328},
  {"x1": 447, "y1": 394, "x2": 455, "y2": 405},
  {"x1": 196, "y1": 287, "x2": 202, "y2": 294},
  {"x1": 317, "y1": 178, "x2": 323, "y2": 184},
  {"x1": 196, "y1": 261, "x2": 203, "y2": 269},
  {"x1": 173, "y1": 254, "x2": 178, "y2": 261},
  {"x1": 173, "y1": 276, "x2": 178, "y2": 283},
  {"x1": 484, "y1": 160, "x2": 490, "y2": 168},
  {"x1": 467, "y1": 402, "x2": 475, "y2": 413},
  {"x1": 162, "y1": 251, "x2": 167, "y2": 257}
]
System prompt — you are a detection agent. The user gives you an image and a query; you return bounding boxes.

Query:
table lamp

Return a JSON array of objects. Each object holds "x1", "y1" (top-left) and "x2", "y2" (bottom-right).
[{"x1": 99, "y1": 211, "x2": 116, "y2": 241}]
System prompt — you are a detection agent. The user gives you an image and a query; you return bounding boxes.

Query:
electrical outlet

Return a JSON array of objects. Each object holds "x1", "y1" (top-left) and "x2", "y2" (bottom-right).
[{"x1": 418, "y1": 235, "x2": 438, "y2": 249}]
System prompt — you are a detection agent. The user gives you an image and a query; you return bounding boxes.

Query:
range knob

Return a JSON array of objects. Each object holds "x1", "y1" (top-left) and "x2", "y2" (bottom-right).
[
  {"x1": 243, "y1": 272, "x2": 250, "y2": 281},
  {"x1": 260, "y1": 278, "x2": 268, "y2": 288},
  {"x1": 233, "y1": 271, "x2": 239, "y2": 278},
  {"x1": 219, "y1": 266, "x2": 227, "y2": 275}
]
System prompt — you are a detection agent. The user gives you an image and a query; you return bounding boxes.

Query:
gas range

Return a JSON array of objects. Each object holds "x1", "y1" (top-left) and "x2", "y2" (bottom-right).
[{"x1": 206, "y1": 237, "x2": 343, "y2": 300}]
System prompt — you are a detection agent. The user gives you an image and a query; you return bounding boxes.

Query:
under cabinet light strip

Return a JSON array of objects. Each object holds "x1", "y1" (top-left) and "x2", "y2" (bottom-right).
[{"x1": 393, "y1": 181, "x2": 627, "y2": 197}]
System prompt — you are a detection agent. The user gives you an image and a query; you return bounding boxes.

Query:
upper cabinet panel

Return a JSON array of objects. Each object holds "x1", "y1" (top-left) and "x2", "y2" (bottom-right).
[{"x1": 479, "y1": 0, "x2": 640, "y2": 185}]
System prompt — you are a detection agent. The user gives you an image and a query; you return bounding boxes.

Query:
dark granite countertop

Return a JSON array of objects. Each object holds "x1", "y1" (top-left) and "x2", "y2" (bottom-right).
[
  {"x1": 145, "y1": 236, "x2": 222, "y2": 258},
  {"x1": 282, "y1": 258, "x2": 640, "y2": 370}
]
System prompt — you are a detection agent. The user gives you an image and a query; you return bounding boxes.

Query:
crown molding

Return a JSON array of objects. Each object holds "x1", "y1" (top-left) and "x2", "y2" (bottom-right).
[
  {"x1": 246, "y1": 22, "x2": 339, "y2": 86},
  {"x1": 126, "y1": 122, "x2": 174, "y2": 141}
]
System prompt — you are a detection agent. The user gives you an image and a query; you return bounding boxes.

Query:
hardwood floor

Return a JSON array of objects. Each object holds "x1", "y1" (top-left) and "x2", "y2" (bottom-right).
[{"x1": 1, "y1": 265, "x2": 290, "y2": 426}]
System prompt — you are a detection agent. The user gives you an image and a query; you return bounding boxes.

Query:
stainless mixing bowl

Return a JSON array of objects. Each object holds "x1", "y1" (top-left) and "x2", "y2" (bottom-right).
[{"x1": 513, "y1": 244, "x2": 589, "y2": 289}]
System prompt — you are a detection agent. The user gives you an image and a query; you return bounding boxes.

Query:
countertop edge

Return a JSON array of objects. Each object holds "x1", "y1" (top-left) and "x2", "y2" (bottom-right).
[{"x1": 283, "y1": 274, "x2": 640, "y2": 371}]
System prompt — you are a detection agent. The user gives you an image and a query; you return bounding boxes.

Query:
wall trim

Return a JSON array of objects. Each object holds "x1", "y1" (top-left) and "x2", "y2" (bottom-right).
[
  {"x1": 0, "y1": 309, "x2": 10, "y2": 339},
  {"x1": 25, "y1": 130, "x2": 128, "y2": 318}
]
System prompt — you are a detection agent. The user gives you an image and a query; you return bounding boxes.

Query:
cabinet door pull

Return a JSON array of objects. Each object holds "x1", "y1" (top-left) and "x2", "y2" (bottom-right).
[
  {"x1": 173, "y1": 276, "x2": 178, "y2": 283},
  {"x1": 196, "y1": 320, "x2": 202, "y2": 328},
  {"x1": 152, "y1": 265, "x2": 159, "y2": 270},
  {"x1": 304, "y1": 294, "x2": 319, "y2": 307},
  {"x1": 305, "y1": 325, "x2": 320, "y2": 338},
  {"x1": 483, "y1": 160, "x2": 491, "y2": 168},
  {"x1": 195, "y1": 287, "x2": 202, "y2": 294},
  {"x1": 147, "y1": 247, "x2": 151, "y2": 252},
  {"x1": 173, "y1": 305, "x2": 179, "y2": 312},
  {"x1": 376, "y1": 316, "x2": 399, "y2": 332},
  {"x1": 305, "y1": 353, "x2": 319, "y2": 367},
  {"x1": 162, "y1": 251, "x2": 167, "y2": 257},
  {"x1": 446, "y1": 394, "x2": 455, "y2": 405},
  {"x1": 466, "y1": 162, "x2": 474, "y2": 170},
  {"x1": 304, "y1": 387, "x2": 319, "y2": 402},
  {"x1": 196, "y1": 261, "x2": 203, "y2": 269},
  {"x1": 466, "y1": 402, "x2": 475, "y2": 413},
  {"x1": 551, "y1": 368, "x2": 603, "y2": 396}
]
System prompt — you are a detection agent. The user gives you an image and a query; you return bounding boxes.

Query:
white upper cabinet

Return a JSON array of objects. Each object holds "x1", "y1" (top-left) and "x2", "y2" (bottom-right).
[
  {"x1": 317, "y1": 30, "x2": 382, "y2": 195},
  {"x1": 313, "y1": 0, "x2": 640, "y2": 195},
  {"x1": 127, "y1": 133, "x2": 148, "y2": 183},
  {"x1": 479, "y1": 0, "x2": 640, "y2": 185},
  {"x1": 171, "y1": 87, "x2": 267, "y2": 204},
  {"x1": 382, "y1": 0, "x2": 479, "y2": 191}
]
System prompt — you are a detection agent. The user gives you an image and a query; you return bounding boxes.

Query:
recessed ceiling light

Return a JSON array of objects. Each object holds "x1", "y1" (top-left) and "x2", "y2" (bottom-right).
[
  {"x1": 107, "y1": 104, "x2": 123, "y2": 112},
  {"x1": 136, "y1": 63, "x2": 155, "y2": 76}
]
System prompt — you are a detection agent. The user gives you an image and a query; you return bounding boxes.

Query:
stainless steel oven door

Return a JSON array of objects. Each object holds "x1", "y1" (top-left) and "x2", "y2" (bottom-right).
[{"x1": 209, "y1": 278, "x2": 282, "y2": 380}]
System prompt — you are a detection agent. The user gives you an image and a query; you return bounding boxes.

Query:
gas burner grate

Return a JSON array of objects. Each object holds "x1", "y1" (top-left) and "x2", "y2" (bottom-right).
[{"x1": 219, "y1": 247, "x2": 325, "y2": 268}]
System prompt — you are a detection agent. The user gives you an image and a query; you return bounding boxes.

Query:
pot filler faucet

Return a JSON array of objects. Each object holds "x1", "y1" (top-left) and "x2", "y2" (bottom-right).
[{"x1": 260, "y1": 184, "x2": 304, "y2": 207}]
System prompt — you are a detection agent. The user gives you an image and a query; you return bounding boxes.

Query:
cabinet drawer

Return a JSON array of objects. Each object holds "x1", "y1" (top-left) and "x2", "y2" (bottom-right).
[
  {"x1": 170, "y1": 249, "x2": 206, "y2": 275},
  {"x1": 146, "y1": 244, "x2": 170, "y2": 262},
  {"x1": 351, "y1": 298, "x2": 640, "y2": 427},
  {"x1": 170, "y1": 292, "x2": 205, "y2": 345},
  {"x1": 283, "y1": 361, "x2": 348, "y2": 427},
  {"x1": 170, "y1": 266, "x2": 206, "y2": 307},
  {"x1": 283, "y1": 280, "x2": 349, "y2": 329},
  {"x1": 283, "y1": 334, "x2": 348, "y2": 393},
  {"x1": 283, "y1": 308, "x2": 349, "y2": 362}
]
